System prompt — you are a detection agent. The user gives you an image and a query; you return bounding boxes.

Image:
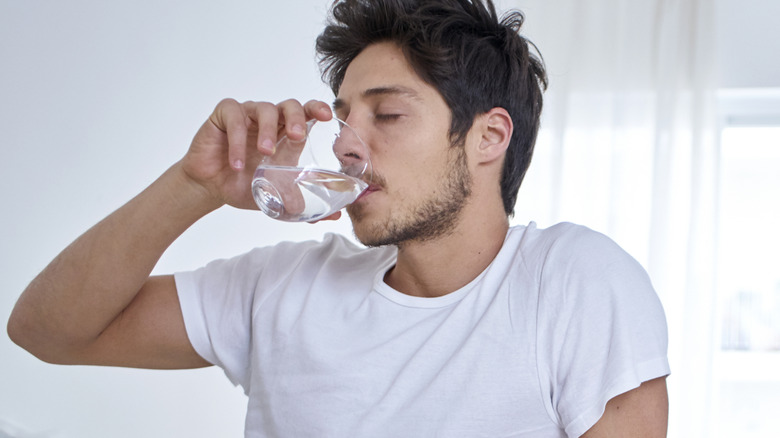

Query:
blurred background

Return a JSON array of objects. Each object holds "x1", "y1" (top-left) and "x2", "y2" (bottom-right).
[{"x1": 1, "y1": 0, "x2": 778, "y2": 436}]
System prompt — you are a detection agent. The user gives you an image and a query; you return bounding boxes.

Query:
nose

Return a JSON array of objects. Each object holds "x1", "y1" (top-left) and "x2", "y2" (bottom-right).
[{"x1": 333, "y1": 118, "x2": 372, "y2": 181}]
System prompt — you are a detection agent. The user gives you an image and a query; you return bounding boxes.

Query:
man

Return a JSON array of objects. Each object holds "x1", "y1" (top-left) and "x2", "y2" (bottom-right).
[{"x1": 7, "y1": 0, "x2": 670, "y2": 436}]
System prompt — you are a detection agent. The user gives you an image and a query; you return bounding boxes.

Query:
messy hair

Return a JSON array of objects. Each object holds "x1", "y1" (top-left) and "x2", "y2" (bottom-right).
[{"x1": 316, "y1": 0, "x2": 548, "y2": 215}]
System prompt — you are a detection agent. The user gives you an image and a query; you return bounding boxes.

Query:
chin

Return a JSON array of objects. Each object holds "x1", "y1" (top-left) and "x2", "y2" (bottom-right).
[
  {"x1": 347, "y1": 210, "x2": 379, "y2": 247},
  {"x1": 346, "y1": 208, "x2": 391, "y2": 247}
]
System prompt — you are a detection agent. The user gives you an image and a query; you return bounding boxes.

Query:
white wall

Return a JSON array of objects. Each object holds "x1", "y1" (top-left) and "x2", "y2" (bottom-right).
[
  {"x1": 505, "y1": 0, "x2": 780, "y2": 90},
  {"x1": 716, "y1": 0, "x2": 780, "y2": 89},
  {"x1": 1, "y1": 0, "x2": 777, "y2": 436},
  {"x1": 0, "y1": 1, "x2": 352, "y2": 436}
]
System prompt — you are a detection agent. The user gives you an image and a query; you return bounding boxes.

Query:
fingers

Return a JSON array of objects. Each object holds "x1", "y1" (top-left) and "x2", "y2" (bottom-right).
[
  {"x1": 276, "y1": 99, "x2": 307, "y2": 142},
  {"x1": 276, "y1": 99, "x2": 332, "y2": 141},
  {"x1": 248, "y1": 101, "x2": 280, "y2": 156},
  {"x1": 210, "y1": 98, "x2": 250, "y2": 170},
  {"x1": 303, "y1": 100, "x2": 334, "y2": 122},
  {"x1": 209, "y1": 98, "x2": 331, "y2": 172},
  {"x1": 321, "y1": 211, "x2": 342, "y2": 222},
  {"x1": 308, "y1": 211, "x2": 342, "y2": 223}
]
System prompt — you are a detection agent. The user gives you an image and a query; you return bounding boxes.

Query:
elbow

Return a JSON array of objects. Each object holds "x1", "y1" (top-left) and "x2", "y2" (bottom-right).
[
  {"x1": 7, "y1": 306, "x2": 42, "y2": 360},
  {"x1": 8, "y1": 283, "x2": 49, "y2": 360},
  {"x1": 6, "y1": 310, "x2": 23, "y2": 349},
  {"x1": 7, "y1": 305, "x2": 48, "y2": 362},
  {"x1": 7, "y1": 301, "x2": 33, "y2": 351},
  {"x1": 7, "y1": 302, "x2": 77, "y2": 365}
]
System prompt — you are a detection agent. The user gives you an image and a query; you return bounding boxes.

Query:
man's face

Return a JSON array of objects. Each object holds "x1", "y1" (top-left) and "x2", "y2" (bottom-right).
[{"x1": 334, "y1": 42, "x2": 472, "y2": 247}]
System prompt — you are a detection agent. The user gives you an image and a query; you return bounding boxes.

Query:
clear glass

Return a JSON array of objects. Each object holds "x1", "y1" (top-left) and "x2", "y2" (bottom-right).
[{"x1": 251, "y1": 117, "x2": 371, "y2": 222}]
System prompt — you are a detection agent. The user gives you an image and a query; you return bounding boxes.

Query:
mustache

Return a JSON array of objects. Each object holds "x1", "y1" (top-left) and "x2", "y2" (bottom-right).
[{"x1": 364, "y1": 171, "x2": 386, "y2": 190}]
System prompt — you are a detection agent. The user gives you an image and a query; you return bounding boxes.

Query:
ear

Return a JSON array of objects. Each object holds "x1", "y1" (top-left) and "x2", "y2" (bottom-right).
[{"x1": 473, "y1": 107, "x2": 512, "y2": 165}]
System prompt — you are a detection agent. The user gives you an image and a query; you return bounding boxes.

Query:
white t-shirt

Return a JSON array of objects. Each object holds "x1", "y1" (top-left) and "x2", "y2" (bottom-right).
[{"x1": 175, "y1": 222, "x2": 670, "y2": 437}]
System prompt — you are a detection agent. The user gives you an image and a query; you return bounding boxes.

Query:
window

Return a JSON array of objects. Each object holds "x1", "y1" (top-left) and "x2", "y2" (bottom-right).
[
  {"x1": 713, "y1": 89, "x2": 780, "y2": 437},
  {"x1": 718, "y1": 125, "x2": 780, "y2": 352}
]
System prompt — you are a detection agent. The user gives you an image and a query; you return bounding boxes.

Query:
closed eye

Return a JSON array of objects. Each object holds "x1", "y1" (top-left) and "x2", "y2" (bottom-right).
[{"x1": 375, "y1": 114, "x2": 402, "y2": 122}]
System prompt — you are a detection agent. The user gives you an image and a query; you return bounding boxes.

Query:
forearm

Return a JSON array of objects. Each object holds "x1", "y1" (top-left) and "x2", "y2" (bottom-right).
[
  {"x1": 8, "y1": 162, "x2": 220, "y2": 361},
  {"x1": 8, "y1": 98, "x2": 324, "y2": 365}
]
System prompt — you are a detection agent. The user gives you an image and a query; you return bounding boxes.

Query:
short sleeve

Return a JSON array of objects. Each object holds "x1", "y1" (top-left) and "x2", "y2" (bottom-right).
[
  {"x1": 535, "y1": 224, "x2": 670, "y2": 437},
  {"x1": 174, "y1": 248, "x2": 271, "y2": 391},
  {"x1": 173, "y1": 235, "x2": 355, "y2": 393}
]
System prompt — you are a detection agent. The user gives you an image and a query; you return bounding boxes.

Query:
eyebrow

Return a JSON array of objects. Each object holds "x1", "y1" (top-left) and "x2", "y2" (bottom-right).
[{"x1": 332, "y1": 85, "x2": 422, "y2": 113}]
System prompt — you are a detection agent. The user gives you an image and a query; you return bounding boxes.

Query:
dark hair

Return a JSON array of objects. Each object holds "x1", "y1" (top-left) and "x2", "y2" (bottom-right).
[{"x1": 316, "y1": 0, "x2": 547, "y2": 215}]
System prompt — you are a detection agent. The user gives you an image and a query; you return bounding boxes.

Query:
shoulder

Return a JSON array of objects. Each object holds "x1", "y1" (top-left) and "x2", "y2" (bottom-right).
[
  {"x1": 507, "y1": 221, "x2": 609, "y2": 254},
  {"x1": 286, "y1": 233, "x2": 396, "y2": 267},
  {"x1": 506, "y1": 222, "x2": 659, "y2": 317},
  {"x1": 520, "y1": 224, "x2": 669, "y2": 435},
  {"x1": 218, "y1": 232, "x2": 390, "y2": 267},
  {"x1": 507, "y1": 222, "x2": 633, "y2": 275},
  {"x1": 179, "y1": 233, "x2": 394, "y2": 288}
]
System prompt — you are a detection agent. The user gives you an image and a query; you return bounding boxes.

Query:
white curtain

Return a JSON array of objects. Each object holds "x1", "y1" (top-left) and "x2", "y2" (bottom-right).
[{"x1": 508, "y1": 0, "x2": 719, "y2": 436}]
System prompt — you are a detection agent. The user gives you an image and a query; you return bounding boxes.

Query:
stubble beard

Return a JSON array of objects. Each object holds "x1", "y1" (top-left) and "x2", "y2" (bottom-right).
[{"x1": 347, "y1": 147, "x2": 473, "y2": 248}]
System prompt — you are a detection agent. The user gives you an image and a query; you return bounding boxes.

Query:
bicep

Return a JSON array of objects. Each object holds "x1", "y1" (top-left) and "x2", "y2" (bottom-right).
[
  {"x1": 581, "y1": 377, "x2": 669, "y2": 438},
  {"x1": 75, "y1": 275, "x2": 211, "y2": 369}
]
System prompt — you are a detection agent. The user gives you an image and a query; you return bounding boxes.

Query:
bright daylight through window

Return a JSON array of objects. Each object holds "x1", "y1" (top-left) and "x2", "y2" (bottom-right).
[
  {"x1": 718, "y1": 126, "x2": 780, "y2": 352},
  {"x1": 714, "y1": 122, "x2": 780, "y2": 438}
]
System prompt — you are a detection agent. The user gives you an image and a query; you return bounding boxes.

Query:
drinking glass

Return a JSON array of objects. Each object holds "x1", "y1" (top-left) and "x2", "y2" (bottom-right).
[{"x1": 251, "y1": 117, "x2": 371, "y2": 222}]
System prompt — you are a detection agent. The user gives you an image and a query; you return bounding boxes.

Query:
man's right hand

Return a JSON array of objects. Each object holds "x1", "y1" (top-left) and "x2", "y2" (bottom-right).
[
  {"x1": 178, "y1": 98, "x2": 334, "y2": 212},
  {"x1": 6, "y1": 97, "x2": 333, "y2": 370}
]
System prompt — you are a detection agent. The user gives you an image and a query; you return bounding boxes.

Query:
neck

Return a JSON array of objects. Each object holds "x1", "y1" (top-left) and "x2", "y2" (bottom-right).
[{"x1": 385, "y1": 204, "x2": 509, "y2": 298}]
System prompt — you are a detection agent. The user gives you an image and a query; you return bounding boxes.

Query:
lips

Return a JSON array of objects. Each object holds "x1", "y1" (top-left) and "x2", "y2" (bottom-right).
[{"x1": 355, "y1": 183, "x2": 380, "y2": 202}]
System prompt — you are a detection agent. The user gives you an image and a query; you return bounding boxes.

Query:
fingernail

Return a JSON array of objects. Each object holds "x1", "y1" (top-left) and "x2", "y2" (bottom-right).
[
  {"x1": 233, "y1": 159, "x2": 244, "y2": 170},
  {"x1": 292, "y1": 124, "x2": 305, "y2": 135},
  {"x1": 262, "y1": 139, "x2": 275, "y2": 153}
]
